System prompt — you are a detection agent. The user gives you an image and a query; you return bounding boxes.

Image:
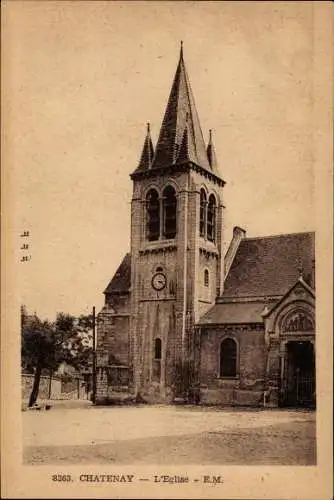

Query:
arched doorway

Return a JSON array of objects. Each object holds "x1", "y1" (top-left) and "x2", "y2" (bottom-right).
[{"x1": 282, "y1": 340, "x2": 315, "y2": 408}]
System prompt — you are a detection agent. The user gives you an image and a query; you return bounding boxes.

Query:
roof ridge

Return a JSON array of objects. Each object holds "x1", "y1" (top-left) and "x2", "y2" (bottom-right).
[{"x1": 243, "y1": 230, "x2": 315, "y2": 241}]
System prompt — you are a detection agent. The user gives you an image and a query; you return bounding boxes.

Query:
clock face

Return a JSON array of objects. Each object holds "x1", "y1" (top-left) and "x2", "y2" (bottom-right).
[{"x1": 151, "y1": 272, "x2": 167, "y2": 291}]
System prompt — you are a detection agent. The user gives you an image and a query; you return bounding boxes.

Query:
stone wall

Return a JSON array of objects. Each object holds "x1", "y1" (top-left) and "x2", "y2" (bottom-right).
[
  {"x1": 22, "y1": 374, "x2": 61, "y2": 400},
  {"x1": 22, "y1": 374, "x2": 87, "y2": 401},
  {"x1": 97, "y1": 164, "x2": 225, "y2": 404},
  {"x1": 96, "y1": 291, "x2": 131, "y2": 403},
  {"x1": 128, "y1": 169, "x2": 225, "y2": 402},
  {"x1": 199, "y1": 325, "x2": 266, "y2": 406},
  {"x1": 61, "y1": 377, "x2": 86, "y2": 398}
]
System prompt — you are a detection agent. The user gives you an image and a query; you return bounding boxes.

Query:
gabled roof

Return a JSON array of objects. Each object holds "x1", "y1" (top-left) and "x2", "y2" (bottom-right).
[
  {"x1": 104, "y1": 253, "x2": 131, "y2": 295},
  {"x1": 151, "y1": 44, "x2": 212, "y2": 172},
  {"x1": 264, "y1": 276, "x2": 315, "y2": 318},
  {"x1": 133, "y1": 123, "x2": 155, "y2": 174},
  {"x1": 223, "y1": 231, "x2": 315, "y2": 299}
]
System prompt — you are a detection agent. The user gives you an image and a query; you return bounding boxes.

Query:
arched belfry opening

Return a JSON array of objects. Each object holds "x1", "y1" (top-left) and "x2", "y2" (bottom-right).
[
  {"x1": 146, "y1": 189, "x2": 160, "y2": 241},
  {"x1": 163, "y1": 185, "x2": 177, "y2": 239},
  {"x1": 200, "y1": 189, "x2": 207, "y2": 237}
]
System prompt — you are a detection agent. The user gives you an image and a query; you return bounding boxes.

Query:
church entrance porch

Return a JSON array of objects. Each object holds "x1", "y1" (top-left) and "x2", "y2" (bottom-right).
[{"x1": 281, "y1": 341, "x2": 315, "y2": 408}]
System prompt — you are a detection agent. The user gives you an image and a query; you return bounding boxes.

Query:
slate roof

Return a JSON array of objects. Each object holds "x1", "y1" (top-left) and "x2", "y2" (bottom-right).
[
  {"x1": 199, "y1": 232, "x2": 315, "y2": 326},
  {"x1": 132, "y1": 123, "x2": 155, "y2": 174},
  {"x1": 198, "y1": 301, "x2": 265, "y2": 325},
  {"x1": 206, "y1": 129, "x2": 219, "y2": 175},
  {"x1": 151, "y1": 45, "x2": 212, "y2": 172},
  {"x1": 104, "y1": 253, "x2": 131, "y2": 294},
  {"x1": 223, "y1": 232, "x2": 315, "y2": 298}
]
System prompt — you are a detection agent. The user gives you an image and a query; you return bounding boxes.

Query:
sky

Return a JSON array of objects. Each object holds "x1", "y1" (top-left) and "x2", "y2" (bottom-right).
[{"x1": 5, "y1": 1, "x2": 315, "y2": 319}]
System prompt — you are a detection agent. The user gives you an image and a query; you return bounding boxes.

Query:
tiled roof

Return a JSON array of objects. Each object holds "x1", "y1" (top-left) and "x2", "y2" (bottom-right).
[
  {"x1": 198, "y1": 301, "x2": 265, "y2": 325},
  {"x1": 223, "y1": 232, "x2": 315, "y2": 298},
  {"x1": 104, "y1": 253, "x2": 131, "y2": 294}
]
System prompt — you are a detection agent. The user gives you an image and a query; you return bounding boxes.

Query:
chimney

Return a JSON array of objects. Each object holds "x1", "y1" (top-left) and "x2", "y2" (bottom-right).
[
  {"x1": 224, "y1": 226, "x2": 246, "y2": 279},
  {"x1": 233, "y1": 226, "x2": 246, "y2": 239}
]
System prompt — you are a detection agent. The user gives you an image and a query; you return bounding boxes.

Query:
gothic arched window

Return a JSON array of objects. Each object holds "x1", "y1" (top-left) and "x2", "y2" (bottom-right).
[
  {"x1": 220, "y1": 338, "x2": 237, "y2": 377},
  {"x1": 207, "y1": 194, "x2": 216, "y2": 242},
  {"x1": 204, "y1": 269, "x2": 209, "y2": 287},
  {"x1": 146, "y1": 189, "x2": 160, "y2": 241},
  {"x1": 154, "y1": 338, "x2": 162, "y2": 360},
  {"x1": 163, "y1": 185, "x2": 177, "y2": 239},
  {"x1": 200, "y1": 189, "x2": 207, "y2": 237}
]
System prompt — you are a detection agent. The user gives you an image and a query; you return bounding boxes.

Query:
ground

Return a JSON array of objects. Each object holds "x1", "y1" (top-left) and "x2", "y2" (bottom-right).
[{"x1": 23, "y1": 400, "x2": 316, "y2": 465}]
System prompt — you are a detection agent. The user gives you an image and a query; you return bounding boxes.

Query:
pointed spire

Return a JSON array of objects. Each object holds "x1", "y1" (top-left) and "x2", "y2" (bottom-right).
[
  {"x1": 152, "y1": 45, "x2": 211, "y2": 171},
  {"x1": 135, "y1": 122, "x2": 154, "y2": 172},
  {"x1": 207, "y1": 129, "x2": 219, "y2": 173}
]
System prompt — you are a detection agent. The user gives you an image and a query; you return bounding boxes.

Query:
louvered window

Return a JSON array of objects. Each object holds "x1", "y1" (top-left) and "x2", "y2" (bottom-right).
[
  {"x1": 163, "y1": 185, "x2": 177, "y2": 239},
  {"x1": 146, "y1": 189, "x2": 160, "y2": 241},
  {"x1": 200, "y1": 189, "x2": 207, "y2": 237},
  {"x1": 207, "y1": 194, "x2": 216, "y2": 242}
]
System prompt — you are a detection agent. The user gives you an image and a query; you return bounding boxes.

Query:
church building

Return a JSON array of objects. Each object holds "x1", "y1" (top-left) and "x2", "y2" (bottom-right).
[{"x1": 96, "y1": 45, "x2": 315, "y2": 408}]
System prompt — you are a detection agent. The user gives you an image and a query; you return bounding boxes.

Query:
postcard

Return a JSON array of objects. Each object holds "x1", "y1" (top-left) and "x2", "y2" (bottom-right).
[{"x1": 1, "y1": 1, "x2": 333, "y2": 499}]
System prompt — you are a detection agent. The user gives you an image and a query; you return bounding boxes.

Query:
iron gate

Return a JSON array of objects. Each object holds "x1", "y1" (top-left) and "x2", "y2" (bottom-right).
[{"x1": 295, "y1": 371, "x2": 315, "y2": 406}]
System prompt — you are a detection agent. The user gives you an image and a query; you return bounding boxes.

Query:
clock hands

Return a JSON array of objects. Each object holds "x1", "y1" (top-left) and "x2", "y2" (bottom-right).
[{"x1": 152, "y1": 272, "x2": 166, "y2": 291}]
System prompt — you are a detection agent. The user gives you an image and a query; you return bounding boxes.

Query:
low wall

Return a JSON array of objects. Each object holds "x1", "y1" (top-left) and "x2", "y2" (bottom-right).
[
  {"x1": 61, "y1": 378, "x2": 85, "y2": 397},
  {"x1": 22, "y1": 374, "x2": 87, "y2": 400},
  {"x1": 200, "y1": 387, "x2": 263, "y2": 407},
  {"x1": 22, "y1": 374, "x2": 61, "y2": 400}
]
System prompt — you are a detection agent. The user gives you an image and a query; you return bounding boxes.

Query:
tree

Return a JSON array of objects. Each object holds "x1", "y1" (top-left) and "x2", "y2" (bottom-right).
[
  {"x1": 21, "y1": 308, "x2": 93, "y2": 406},
  {"x1": 21, "y1": 314, "x2": 57, "y2": 406},
  {"x1": 59, "y1": 314, "x2": 94, "y2": 371}
]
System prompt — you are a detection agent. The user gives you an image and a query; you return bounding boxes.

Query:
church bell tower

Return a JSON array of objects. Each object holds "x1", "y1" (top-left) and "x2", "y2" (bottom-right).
[{"x1": 129, "y1": 44, "x2": 225, "y2": 402}]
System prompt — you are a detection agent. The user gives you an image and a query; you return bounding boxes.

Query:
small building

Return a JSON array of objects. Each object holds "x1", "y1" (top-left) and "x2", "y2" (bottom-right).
[{"x1": 96, "y1": 46, "x2": 315, "y2": 408}]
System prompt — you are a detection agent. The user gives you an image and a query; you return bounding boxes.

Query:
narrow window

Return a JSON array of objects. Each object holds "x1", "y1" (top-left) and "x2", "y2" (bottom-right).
[
  {"x1": 154, "y1": 338, "x2": 162, "y2": 360},
  {"x1": 220, "y1": 338, "x2": 237, "y2": 377},
  {"x1": 146, "y1": 189, "x2": 160, "y2": 241},
  {"x1": 163, "y1": 185, "x2": 177, "y2": 239},
  {"x1": 200, "y1": 189, "x2": 207, "y2": 237},
  {"x1": 153, "y1": 337, "x2": 162, "y2": 382},
  {"x1": 207, "y1": 194, "x2": 216, "y2": 242},
  {"x1": 204, "y1": 269, "x2": 209, "y2": 287}
]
